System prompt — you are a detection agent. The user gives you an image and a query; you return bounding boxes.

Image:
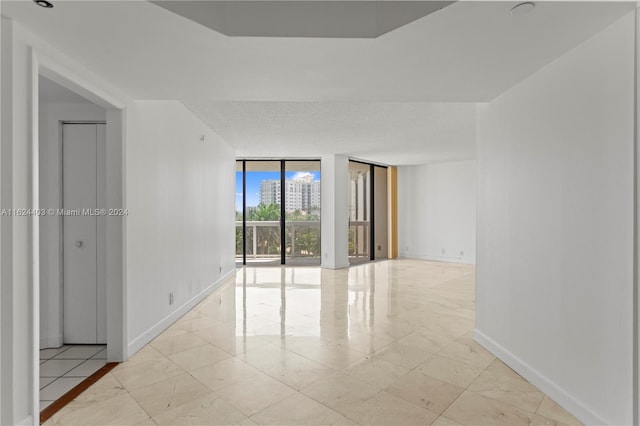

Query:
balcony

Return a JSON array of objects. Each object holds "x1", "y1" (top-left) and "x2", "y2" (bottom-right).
[{"x1": 235, "y1": 220, "x2": 370, "y2": 264}]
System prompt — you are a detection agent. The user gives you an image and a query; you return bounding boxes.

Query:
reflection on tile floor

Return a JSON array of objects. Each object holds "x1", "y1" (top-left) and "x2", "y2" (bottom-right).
[
  {"x1": 43, "y1": 260, "x2": 582, "y2": 425},
  {"x1": 40, "y1": 344, "x2": 107, "y2": 411}
]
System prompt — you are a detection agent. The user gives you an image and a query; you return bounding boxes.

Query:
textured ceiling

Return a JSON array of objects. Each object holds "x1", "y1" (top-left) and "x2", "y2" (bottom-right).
[
  {"x1": 185, "y1": 101, "x2": 476, "y2": 165},
  {"x1": 2, "y1": 1, "x2": 635, "y2": 165}
]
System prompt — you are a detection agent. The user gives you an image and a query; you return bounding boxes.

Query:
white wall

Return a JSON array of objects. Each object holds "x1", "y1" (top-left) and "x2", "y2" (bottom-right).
[
  {"x1": 125, "y1": 100, "x2": 236, "y2": 356},
  {"x1": 398, "y1": 160, "x2": 476, "y2": 264},
  {"x1": 475, "y1": 12, "x2": 634, "y2": 425},
  {"x1": 39, "y1": 102, "x2": 106, "y2": 348}
]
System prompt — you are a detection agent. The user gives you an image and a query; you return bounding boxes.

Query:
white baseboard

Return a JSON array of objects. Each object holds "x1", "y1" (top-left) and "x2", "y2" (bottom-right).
[
  {"x1": 473, "y1": 329, "x2": 609, "y2": 425},
  {"x1": 399, "y1": 252, "x2": 475, "y2": 265},
  {"x1": 127, "y1": 269, "x2": 236, "y2": 358}
]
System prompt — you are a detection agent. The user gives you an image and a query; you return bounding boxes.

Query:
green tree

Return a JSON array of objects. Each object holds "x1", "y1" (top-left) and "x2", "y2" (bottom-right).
[
  {"x1": 245, "y1": 204, "x2": 280, "y2": 256},
  {"x1": 248, "y1": 203, "x2": 280, "y2": 221},
  {"x1": 306, "y1": 206, "x2": 321, "y2": 221},
  {"x1": 286, "y1": 209, "x2": 305, "y2": 221},
  {"x1": 292, "y1": 227, "x2": 320, "y2": 256}
]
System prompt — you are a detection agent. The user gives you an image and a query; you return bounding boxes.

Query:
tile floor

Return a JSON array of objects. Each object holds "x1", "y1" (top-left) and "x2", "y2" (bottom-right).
[
  {"x1": 40, "y1": 344, "x2": 107, "y2": 411},
  {"x1": 43, "y1": 260, "x2": 582, "y2": 425}
]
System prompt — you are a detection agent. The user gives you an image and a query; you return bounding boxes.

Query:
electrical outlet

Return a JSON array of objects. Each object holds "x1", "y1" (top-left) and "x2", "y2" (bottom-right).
[
  {"x1": 377, "y1": 245, "x2": 382, "y2": 251},
  {"x1": 169, "y1": 292, "x2": 174, "y2": 305},
  {"x1": 441, "y1": 248, "x2": 446, "y2": 254},
  {"x1": 460, "y1": 251, "x2": 464, "y2": 256}
]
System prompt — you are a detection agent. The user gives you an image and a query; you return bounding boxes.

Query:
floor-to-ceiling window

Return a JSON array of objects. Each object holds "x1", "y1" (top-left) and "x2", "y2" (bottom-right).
[
  {"x1": 284, "y1": 161, "x2": 322, "y2": 265},
  {"x1": 236, "y1": 159, "x2": 321, "y2": 266},
  {"x1": 349, "y1": 160, "x2": 388, "y2": 265}
]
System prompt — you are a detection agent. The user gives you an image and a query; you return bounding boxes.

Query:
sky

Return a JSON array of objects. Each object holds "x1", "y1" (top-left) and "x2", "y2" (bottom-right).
[{"x1": 235, "y1": 171, "x2": 321, "y2": 211}]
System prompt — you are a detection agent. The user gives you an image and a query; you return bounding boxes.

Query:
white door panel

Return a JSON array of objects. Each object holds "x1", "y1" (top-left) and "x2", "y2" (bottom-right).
[{"x1": 62, "y1": 123, "x2": 106, "y2": 344}]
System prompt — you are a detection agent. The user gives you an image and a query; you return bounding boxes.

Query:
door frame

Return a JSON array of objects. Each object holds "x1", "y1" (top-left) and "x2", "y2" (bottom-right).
[{"x1": 32, "y1": 49, "x2": 127, "y2": 421}]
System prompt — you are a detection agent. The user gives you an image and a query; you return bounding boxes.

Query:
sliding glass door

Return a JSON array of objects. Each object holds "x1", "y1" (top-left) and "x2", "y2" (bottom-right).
[
  {"x1": 236, "y1": 159, "x2": 321, "y2": 266},
  {"x1": 348, "y1": 161, "x2": 371, "y2": 264},
  {"x1": 348, "y1": 160, "x2": 388, "y2": 265}
]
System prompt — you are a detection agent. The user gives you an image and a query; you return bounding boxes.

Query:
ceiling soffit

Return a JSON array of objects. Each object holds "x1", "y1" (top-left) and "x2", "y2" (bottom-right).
[{"x1": 150, "y1": 1, "x2": 454, "y2": 38}]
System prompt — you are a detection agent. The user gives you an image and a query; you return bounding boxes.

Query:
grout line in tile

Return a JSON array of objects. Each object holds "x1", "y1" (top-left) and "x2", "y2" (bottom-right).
[
  {"x1": 40, "y1": 360, "x2": 85, "y2": 379},
  {"x1": 40, "y1": 378, "x2": 60, "y2": 393},
  {"x1": 425, "y1": 355, "x2": 493, "y2": 419},
  {"x1": 63, "y1": 358, "x2": 107, "y2": 378},
  {"x1": 46, "y1": 358, "x2": 100, "y2": 361},
  {"x1": 50, "y1": 346, "x2": 72, "y2": 359},
  {"x1": 533, "y1": 394, "x2": 546, "y2": 416},
  {"x1": 39, "y1": 346, "x2": 71, "y2": 361},
  {"x1": 39, "y1": 345, "x2": 108, "y2": 409}
]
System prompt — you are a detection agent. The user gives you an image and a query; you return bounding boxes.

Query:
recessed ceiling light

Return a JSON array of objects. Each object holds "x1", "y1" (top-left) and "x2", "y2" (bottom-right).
[
  {"x1": 510, "y1": 2, "x2": 535, "y2": 16},
  {"x1": 34, "y1": 0, "x2": 54, "y2": 8}
]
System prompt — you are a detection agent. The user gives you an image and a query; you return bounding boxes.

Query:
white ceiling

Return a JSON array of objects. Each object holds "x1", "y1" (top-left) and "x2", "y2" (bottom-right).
[
  {"x1": 39, "y1": 75, "x2": 93, "y2": 104},
  {"x1": 185, "y1": 101, "x2": 476, "y2": 164},
  {"x1": 2, "y1": 0, "x2": 635, "y2": 165}
]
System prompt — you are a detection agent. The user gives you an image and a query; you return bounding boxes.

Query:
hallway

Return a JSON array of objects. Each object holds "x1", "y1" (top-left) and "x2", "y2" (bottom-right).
[{"x1": 43, "y1": 260, "x2": 580, "y2": 425}]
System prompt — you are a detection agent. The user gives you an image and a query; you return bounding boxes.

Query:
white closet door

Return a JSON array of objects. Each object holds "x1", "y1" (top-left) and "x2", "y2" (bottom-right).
[{"x1": 63, "y1": 123, "x2": 106, "y2": 344}]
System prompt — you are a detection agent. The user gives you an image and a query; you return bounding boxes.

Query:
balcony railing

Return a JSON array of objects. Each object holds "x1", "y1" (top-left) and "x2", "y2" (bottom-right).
[
  {"x1": 235, "y1": 220, "x2": 370, "y2": 260},
  {"x1": 349, "y1": 220, "x2": 370, "y2": 259},
  {"x1": 236, "y1": 221, "x2": 320, "y2": 259}
]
